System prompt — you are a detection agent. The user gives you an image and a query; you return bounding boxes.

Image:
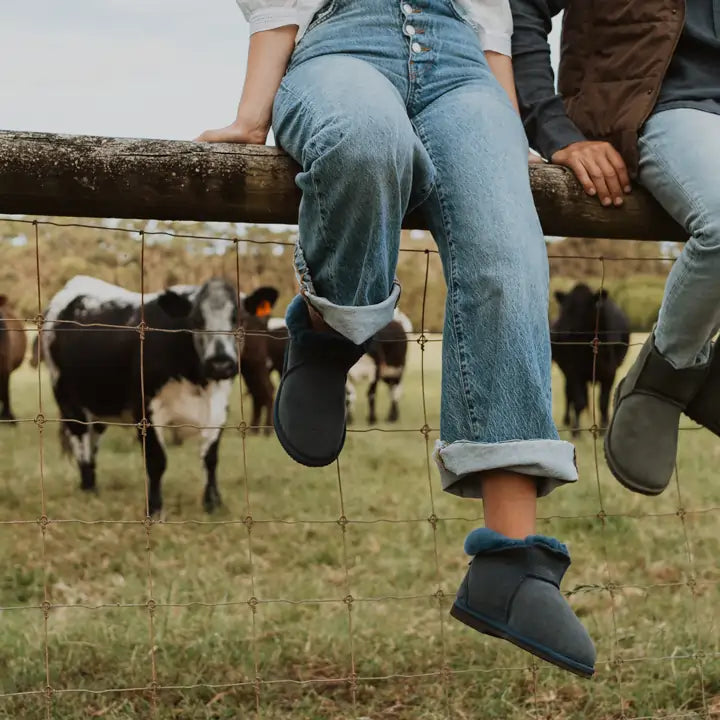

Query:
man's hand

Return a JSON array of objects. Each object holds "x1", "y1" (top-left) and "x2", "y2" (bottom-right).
[
  {"x1": 551, "y1": 141, "x2": 631, "y2": 207},
  {"x1": 195, "y1": 120, "x2": 268, "y2": 145}
]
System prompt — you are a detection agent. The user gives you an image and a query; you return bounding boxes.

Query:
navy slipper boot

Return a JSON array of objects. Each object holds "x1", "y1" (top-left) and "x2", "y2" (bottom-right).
[
  {"x1": 273, "y1": 297, "x2": 365, "y2": 467},
  {"x1": 450, "y1": 528, "x2": 596, "y2": 678}
]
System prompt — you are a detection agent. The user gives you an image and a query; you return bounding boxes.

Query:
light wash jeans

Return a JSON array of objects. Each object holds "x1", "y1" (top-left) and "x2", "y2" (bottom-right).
[
  {"x1": 272, "y1": 0, "x2": 577, "y2": 496},
  {"x1": 639, "y1": 108, "x2": 720, "y2": 370}
]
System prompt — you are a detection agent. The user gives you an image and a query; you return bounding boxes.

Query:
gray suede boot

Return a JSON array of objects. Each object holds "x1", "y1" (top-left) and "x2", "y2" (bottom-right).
[
  {"x1": 604, "y1": 334, "x2": 710, "y2": 495},
  {"x1": 450, "y1": 529, "x2": 595, "y2": 678}
]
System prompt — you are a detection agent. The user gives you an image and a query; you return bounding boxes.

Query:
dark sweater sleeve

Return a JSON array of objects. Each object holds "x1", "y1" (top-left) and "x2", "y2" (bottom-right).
[{"x1": 511, "y1": 0, "x2": 587, "y2": 159}]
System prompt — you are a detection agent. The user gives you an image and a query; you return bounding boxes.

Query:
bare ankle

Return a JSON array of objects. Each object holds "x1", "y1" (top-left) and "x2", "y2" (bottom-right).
[{"x1": 480, "y1": 471, "x2": 538, "y2": 539}]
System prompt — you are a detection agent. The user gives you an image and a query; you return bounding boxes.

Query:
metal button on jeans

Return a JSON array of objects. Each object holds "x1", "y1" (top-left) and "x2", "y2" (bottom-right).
[
  {"x1": 411, "y1": 41, "x2": 422, "y2": 52},
  {"x1": 406, "y1": 24, "x2": 416, "y2": 35}
]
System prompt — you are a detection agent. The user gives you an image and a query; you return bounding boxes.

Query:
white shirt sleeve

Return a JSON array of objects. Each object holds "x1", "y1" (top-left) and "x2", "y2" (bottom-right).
[
  {"x1": 466, "y1": 0, "x2": 513, "y2": 56},
  {"x1": 235, "y1": 1, "x2": 300, "y2": 35}
]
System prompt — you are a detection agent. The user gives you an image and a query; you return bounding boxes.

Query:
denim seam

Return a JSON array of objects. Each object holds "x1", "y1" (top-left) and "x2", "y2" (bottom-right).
[
  {"x1": 445, "y1": 0, "x2": 479, "y2": 31},
  {"x1": 412, "y1": 119, "x2": 476, "y2": 435},
  {"x1": 638, "y1": 136, "x2": 706, "y2": 316},
  {"x1": 303, "y1": 0, "x2": 338, "y2": 36},
  {"x1": 275, "y1": 84, "x2": 335, "y2": 294},
  {"x1": 306, "y1": 162, "x2": 336, "y2": 291},
  {"x1": 406, "y1": 134, "x2": 437, "y2": 214},
  {"x1": 639, "y1": 135, "x2": 707, "y2": 259},
  {"x1": 404, "y1": 18, "x2": 415, "y2": 108}
]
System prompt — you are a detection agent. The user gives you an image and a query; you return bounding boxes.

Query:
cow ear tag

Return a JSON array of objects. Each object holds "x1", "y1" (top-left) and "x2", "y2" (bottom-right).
[{"x1": 255, "y1": 300, "x2": 272, "y2": 317}]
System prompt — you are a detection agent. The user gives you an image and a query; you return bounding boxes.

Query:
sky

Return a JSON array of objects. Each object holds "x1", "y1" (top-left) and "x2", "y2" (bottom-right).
[
  {"x1": 1, "y1": 1, "x2": 562, "y2": 141},
  {"x1": 1, "y1": 0, "x2": 251, "y2": 140}
]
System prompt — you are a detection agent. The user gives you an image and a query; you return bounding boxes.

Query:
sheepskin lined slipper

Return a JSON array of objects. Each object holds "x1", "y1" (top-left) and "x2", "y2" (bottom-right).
[
  {"x1": 450, "y1": 528, "x2": 596, "y2": 678},
  {"x1": 604, "y1": 334, "x2": 709, "y2": 495},
  {"x1": 273, "y1": 297, "x2": 364, "y2": 467}
]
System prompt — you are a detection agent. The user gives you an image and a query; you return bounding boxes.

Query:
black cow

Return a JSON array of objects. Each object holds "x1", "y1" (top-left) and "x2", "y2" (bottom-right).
[
  {"x1": 43, "y1": 275, "x2": 277, "y2": 515},
  {"x1": 551, "y1": 284, "x2": 630, "y2": 436}
]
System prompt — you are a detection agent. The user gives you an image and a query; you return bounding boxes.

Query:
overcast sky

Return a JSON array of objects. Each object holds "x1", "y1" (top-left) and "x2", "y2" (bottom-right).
[{"x1": 1, "y1": 1, "x2": 561, "y2": 141}]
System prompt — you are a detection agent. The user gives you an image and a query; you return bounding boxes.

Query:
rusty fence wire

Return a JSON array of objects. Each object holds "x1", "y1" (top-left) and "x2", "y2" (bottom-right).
[{"x1": 0, "y1": 215, "x2": 715, "y2": 720}]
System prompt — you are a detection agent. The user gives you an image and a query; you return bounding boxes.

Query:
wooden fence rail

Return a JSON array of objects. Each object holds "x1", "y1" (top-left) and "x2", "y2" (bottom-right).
[{"x1": 0, "y1": 130, "x2": 685, "y2": 242}]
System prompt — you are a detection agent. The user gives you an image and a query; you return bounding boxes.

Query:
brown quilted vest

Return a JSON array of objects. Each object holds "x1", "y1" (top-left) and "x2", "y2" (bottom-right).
[{"x1": 558, "y1": 0, "x2": 686, "y2": 175}]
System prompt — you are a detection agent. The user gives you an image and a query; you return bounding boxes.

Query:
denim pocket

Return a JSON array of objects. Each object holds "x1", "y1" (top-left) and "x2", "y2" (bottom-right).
[
  {"x1": 304, "y1": 0, "x2": 339, "y2": 35},
  {"x1": 446, "y1": 0, "x2": 478, "y2": 31}
]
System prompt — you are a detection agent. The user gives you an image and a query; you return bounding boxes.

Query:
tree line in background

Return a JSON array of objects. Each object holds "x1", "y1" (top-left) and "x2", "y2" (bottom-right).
[{"x1": 0, "y1": 218, "x2": 677, "y2": 332}]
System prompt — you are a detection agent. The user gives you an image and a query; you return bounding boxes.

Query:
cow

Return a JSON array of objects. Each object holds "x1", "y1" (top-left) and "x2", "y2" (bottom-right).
[
  {"x1": 266, "y1": 317, "x2": 290, "y2": 379},
  {"x1": 347, "y1": 308, "x2": 412, "y2": 424},
  {"x1": 241, "y1": 309, "x2": 411, "y2": 429},
  {"x1": 551, "y1": 284, "x2": 630, "y2": 436},
  {"x1": 0, "y1": 295, "x2": 27, "y2": 424},
  {"x1": 42, "y1": 275, "x2": 278, "y2": 515},
  {"x1": 238, "y1": 294, "x2": 282, "y2": 435}
]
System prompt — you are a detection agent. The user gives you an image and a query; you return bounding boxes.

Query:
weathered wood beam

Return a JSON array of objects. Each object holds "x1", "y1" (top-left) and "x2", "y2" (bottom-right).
[{"x1": 0, "y1": 130, "x2": 685, "y2": 241}]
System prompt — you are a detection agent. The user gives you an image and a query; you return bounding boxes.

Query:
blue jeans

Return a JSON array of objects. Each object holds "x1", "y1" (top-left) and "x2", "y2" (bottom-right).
[
  {"x1": 639, "y1": 108, "x2": 720, "y2": 370},
  {"x1": 272, "y1": 0, "x2": 577, "y2": 497}
]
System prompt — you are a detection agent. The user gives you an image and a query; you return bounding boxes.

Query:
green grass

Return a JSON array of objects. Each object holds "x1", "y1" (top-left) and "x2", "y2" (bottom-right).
[{"x1": 1, "y1": 335, "x2": 720, "y2": 719}]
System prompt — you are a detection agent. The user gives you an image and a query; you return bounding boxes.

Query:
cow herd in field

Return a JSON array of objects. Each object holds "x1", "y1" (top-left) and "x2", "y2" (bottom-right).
[
  {"x1": 1, "y1": 276, "x2": 413, "y2": 514},
  {"x1": 0, "y1": 275, "x2": 630, "y2": 514}
]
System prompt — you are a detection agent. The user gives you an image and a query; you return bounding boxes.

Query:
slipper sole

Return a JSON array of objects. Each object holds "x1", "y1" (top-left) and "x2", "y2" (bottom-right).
[{"x1": 450, "y1": 602, "x2": 594, "y2": 679}]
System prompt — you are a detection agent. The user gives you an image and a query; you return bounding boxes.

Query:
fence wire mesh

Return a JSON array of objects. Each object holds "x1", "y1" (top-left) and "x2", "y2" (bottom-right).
[{"x1": 0, "y1": 215, "x2": 716, "y2": 719}]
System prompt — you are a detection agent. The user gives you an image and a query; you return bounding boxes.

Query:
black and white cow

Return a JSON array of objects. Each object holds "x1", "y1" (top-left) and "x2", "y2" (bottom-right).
[
  {"x1": 346, "y1": 308, "x2": 412, "y2": 424},
  {"x1": 43, "y1": 275, "x2": 277, "y2": 515}
]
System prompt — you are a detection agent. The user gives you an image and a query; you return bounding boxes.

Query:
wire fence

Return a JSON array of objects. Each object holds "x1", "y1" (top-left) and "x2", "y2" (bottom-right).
[{"x1": 0, "y1": 215, "x2": 716, "y2": 719}]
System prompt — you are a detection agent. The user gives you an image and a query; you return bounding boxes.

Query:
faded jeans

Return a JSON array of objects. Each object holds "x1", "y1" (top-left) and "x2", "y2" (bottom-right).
[
  {"x1": 272, "y1": 0, "x2": 577, "y2": 496},
  {"x1": 639, "y1": 108, "x2": 720, "y2": 369}
]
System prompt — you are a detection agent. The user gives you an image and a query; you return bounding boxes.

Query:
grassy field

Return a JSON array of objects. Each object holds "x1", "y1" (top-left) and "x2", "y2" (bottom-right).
[{"x1": 1, "y1": 334, "x2": 720, "y2": 719}]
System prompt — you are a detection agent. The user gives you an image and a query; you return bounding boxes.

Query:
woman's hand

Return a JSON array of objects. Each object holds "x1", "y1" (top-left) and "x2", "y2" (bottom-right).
[
  {"x1": 195, "y1": 120, "x2": 269, "y2": 145},
  {"x1": 196, "y1": 25, "x2": 297, "y2": 146}
]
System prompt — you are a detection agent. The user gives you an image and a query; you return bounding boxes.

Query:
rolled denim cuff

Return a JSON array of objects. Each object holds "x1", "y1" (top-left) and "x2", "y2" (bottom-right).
[
  {"x1": 434, "y1": 438, "x2": 578, "y2": 498},
  {"x1": 303, "y1": 282, "x2": 401, "y2": 346}
]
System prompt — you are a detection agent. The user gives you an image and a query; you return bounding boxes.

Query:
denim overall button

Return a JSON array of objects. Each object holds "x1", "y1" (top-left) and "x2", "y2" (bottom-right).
[
  {"x1": 411, "y1": 41, "x2": 422, "y2": 52},
  {"x1": 402, "y1": 3, "x2": 413, "y2": 13},
  {"x1": 405, "y1": 24, "x2": 416, "y2": 35}
]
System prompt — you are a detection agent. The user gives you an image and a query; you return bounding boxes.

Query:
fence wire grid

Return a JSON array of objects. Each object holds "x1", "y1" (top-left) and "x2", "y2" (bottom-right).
[{"x1": 0, "y1": 215, "x2": 716, "y2": 720}]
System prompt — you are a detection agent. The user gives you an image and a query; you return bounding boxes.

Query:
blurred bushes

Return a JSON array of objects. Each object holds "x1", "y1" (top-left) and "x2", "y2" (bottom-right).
[{"x1": 0, "y1": 219, "x2": 676, "y2": 333}]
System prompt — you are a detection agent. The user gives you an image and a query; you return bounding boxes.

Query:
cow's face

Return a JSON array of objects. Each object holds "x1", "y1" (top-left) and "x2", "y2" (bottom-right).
[
  {"x1": 159, "y1": 280, "x2": 279, "y2": 382},
  {"x1": 193, "y1": 279, "x2": 241, "y2": 380},
  {"x1": 554, "y1": 284, "x2": 606, "y2": 332},
  {"x1": 159, "y1": 279, "x2": 238, "y2": 381}
]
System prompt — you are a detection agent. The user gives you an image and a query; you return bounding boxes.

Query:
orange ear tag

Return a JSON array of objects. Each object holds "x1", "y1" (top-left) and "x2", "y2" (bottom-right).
[{"x1": 256, "y1": 300, "x2": 272, "y2": 317}]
